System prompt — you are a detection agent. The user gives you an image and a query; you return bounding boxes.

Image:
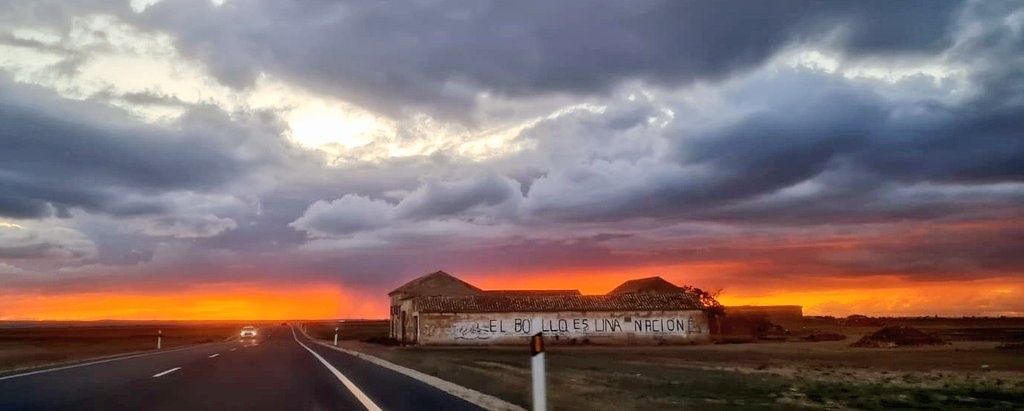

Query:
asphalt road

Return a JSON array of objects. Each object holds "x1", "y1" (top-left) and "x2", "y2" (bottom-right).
[{"x1": 0, "y1": 326, "x2": 485, "y2": 411}]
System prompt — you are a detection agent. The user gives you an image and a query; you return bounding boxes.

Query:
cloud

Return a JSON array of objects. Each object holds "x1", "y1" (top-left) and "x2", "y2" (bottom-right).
[
  {"x1": 0, "y1": 222, "x2": 96, "y2": 261},
  {"x1": 115, "y1": 0, "x2": 962, "y2": 119},
  {"x1": 127, "y1": 192, "x2": 250, "y2": 239},
  {"x1": 280, "y1": 21, "x2": 1023, "y2": 288},
  {"x1": 291, "y1": 172, "x2": 522, "y2": 238},
  {"x1": 0, "y1": 262, "x2": 28, "y2": 275},
  {"x1": 515, "y1": 61, "x2": 1024, "y2": 224},
  {"x1": 0, "y1": 75, "x2": 286, "y2": 219},
  {"x1": 290, "y1": 195, "x2": 393, "y2": 237},
  {"x1": 393, "y1": 173, "x2": 522, "y2": 219},
  {"x1": 137, "y1": 214, "x2": 237, "y2": 239}
]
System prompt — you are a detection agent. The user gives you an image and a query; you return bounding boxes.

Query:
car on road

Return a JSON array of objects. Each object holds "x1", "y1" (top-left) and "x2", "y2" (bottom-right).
[{"x1": 240, "y1": 326, "x2": 257, "y2": 339}]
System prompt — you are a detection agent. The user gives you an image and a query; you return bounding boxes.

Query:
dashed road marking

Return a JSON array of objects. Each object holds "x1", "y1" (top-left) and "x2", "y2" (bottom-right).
[
  {"x1": 208, "y1": 353, "x2": 220, "y2": 358},
  {"x1": 291, "y1": 327, "x2": 382, "y2": 411},
  {"x1": 152, "y1": 367, "x2": 181, "y2": 378}
]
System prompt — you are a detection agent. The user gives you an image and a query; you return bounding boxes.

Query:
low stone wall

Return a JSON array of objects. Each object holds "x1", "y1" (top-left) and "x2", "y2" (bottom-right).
[{"x1": 415, "y1": 310, "x2": 710, "y2": 345}]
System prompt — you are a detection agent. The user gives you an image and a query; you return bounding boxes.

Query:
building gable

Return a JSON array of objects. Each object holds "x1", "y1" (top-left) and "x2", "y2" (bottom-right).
[
  {"x1": 608, "y1": 276, "x2": 684, "y2": 295},
  {"x1": 388, "y1": 270, "x2": 482, "y2": 298}
]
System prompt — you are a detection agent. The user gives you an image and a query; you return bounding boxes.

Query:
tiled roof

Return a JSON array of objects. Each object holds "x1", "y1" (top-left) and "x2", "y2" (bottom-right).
[
  {"x1": 388, "y1": 271, "x2": 482, "y2": 297},
  {"x1": 482, "y1": 290, "x2": 582, "y2": 296},
  {"x1": 609, "y1": 276, "x2": 685, "y2": 294},
  {"x1": 416, "y1": 292, "x2": 705, "y2": 313}
]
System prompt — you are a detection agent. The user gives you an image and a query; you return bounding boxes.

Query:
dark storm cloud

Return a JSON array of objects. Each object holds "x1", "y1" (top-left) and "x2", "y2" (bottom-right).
[
  {"x1": 0, "y1": 1, "x2": 126, "y2": 26},
  {"x1": 3, "y1": 0, "x2": 1023, "y2": 307},
  {"x1": 521, "y1": 63, "x2": 1024, "y2": 225},
  {"x1": 812, "y1": 223, "x2": 1024, "y2": 279},
  {"x1": 289, "y1": 171, "x2": 522, "y2": 237},
  {"x1": 673, "y1": 80, "x2": 883, "y2": 207},
  {"x1": 290, "y1": 75, "x2": 1022, "y2": 290},
  {"x1": 392, "y1": 173, "x2": 521, "y2": 220},
  {"x1": 0, "y1": 243, "x2": 62, "y2": 259},
  {"x1": 0, "y1": 77, "x2": 277, "y2": 219},
  {"x1": 124, "y1": 0, "x2": 961, "y2": 118}
]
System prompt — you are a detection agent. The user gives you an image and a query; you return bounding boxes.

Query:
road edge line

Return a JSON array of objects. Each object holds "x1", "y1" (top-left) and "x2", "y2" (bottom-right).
[
  {"x1": 299, "y1": 327, "x2": 526, "y2": 411},
  {"x1": 291, "y1": 327, "x2": 383, "y2": 411}
]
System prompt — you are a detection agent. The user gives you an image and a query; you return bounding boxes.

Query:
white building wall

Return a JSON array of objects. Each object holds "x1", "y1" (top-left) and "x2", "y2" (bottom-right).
[{"x1": 415, "y1": 310, "x2": 709, "y2": 345}]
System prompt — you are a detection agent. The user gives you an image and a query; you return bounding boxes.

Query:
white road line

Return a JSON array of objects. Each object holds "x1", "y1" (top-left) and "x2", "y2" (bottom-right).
[
  {"x1": 291, "y1": 327, "x2": 382, "y2": 411},
  {"x1": 303, "y1": 334, "x2": 525, "y2": 411},
  {"x1": 208, "y1": 353, "x2": 220, "y2": 358},
  {"x1": 0, "y1": 345, "x2": 205, "y2": 381},
  {"x1": 152, "y1": 367, "x2": 181, "y2": 378},
  {"x1": 230, "y1": 348, "x2": 237, "y2": 351}
]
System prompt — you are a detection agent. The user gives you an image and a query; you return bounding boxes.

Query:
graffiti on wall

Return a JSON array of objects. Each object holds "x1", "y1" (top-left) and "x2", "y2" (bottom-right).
[
  {"x1": 454, "y1": 321, "x2": 496, "y2": 340},
  {"x1": 449, "y1": 315, "x2": 703, "y2": 340}
]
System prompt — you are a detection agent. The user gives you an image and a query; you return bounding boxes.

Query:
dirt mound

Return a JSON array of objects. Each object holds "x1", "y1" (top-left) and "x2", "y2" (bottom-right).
[
  {"x1": 851, "y1": 326, "x2": 946, "y2": 348},
  {"x1": 801, "y1": 332, "x2": 848, "y2": 342},
  {"x1": 844, "y1": 314, "x2": 884, "y2": 327}
]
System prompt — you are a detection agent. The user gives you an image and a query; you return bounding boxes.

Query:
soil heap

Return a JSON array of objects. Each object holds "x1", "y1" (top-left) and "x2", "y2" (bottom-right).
[
  {"x1": 851, "y1": 326, "x2": 946, "y2": 348},
  {"x1": 801, "y1": 332, "x2": 848, "y2": 342}
]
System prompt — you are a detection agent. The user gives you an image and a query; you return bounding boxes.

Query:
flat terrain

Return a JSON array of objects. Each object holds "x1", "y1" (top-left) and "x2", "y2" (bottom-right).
[
  {"x1": 305, "y1": 320, "x2": 391, "y2": 343},
  {"x1": 311, "y1": 317, "x2": 1024, "y2": 410},
  {"x1": 0, "y1": 322, "x2": 257, "y2": 373},
  {"x1": 6, "y1": 318, "x2": 1022, "y2": 409}
]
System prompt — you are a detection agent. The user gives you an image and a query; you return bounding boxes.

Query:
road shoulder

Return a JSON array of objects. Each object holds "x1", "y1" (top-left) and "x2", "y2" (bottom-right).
[{"x1": 299, "y1": 327, "x2": 525, "y2": 411}]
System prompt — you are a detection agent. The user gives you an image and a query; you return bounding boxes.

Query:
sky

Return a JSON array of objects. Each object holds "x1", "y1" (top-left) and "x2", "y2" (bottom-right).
[{"x1": 1, "y1": 0, "x2": 1023, "y2": 320}]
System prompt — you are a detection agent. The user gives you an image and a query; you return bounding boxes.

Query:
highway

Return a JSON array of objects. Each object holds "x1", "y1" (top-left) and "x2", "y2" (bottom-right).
[{"x1": 0, "y1": 326, "x2": 485, "y2": 411}]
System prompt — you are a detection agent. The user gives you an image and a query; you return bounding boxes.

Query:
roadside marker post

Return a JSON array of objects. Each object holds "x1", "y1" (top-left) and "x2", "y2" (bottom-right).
[
  {"x1": 157, "y1": 330, "x2": 162, "y2": 350},
  {"x1": 530, "y1": 332, "x2": 546, "y2": 411},
  {"x1": 334, "y1": 326, "x2": 339, "y2": 346}
]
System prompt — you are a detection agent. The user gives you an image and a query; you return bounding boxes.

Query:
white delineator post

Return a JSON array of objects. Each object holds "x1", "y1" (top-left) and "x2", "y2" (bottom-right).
[
  {"x1": 157, "y1": 329, "x2": 162, "y2": 350},
  {"x1": 530, "y1": 332, "x2": 546, "y2": 411},
  {"x1": 334, "y1": 326, "x2": 339, "y2": 346}
]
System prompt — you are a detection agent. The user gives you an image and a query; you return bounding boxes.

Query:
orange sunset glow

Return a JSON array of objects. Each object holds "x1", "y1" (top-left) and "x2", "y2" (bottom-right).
[
  {"x1": 4, "y1": 274, "x2": 1021, "y2": 321},
  {"x1": 469, "y1": 270, "x2": 1024, "y2": 318},
  {"x1": 0, "y1": 284, "x2": 382, "y2": 321}
]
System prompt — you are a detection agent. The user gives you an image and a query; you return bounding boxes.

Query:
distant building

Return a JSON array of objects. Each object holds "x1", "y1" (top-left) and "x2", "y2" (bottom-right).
[
  {"x1": 388, "y1": 271, "x2": 713, "y2": 345},
  {"x1": 724, "y1": 305, "x2": 804, "y2": 324},
  {"x1": 719, "y1": 305, "x2": 804, "y2": 338}
]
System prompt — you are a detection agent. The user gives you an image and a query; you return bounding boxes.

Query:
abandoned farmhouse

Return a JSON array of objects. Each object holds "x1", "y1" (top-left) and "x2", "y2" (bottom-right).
[{"x1": 388, "y1": 271, "x2": 717, "y2": 345}]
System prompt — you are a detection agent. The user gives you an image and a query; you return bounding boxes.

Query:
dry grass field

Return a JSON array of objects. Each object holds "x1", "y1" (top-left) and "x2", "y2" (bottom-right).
[
  {"x1": 312, "y1": 317, "x2": 1024, "y2": 410},
  {"x1": 304, "y1": 320, "x2": 391, "y2": 343},
  {"x1": 0, "y1": 322, "x2": 258, "y2": 373}
]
